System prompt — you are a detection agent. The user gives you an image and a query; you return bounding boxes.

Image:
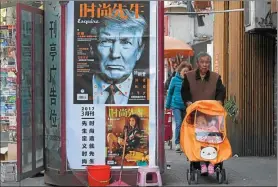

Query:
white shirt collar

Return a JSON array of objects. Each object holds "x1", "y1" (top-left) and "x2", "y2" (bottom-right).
[{"x1": 93, "y1": 73, "x2": 133, "y2": 97}]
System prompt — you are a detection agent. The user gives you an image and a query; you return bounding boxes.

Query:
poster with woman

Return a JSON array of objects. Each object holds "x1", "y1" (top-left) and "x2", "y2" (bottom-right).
[{"x1": 105, "y1": 106, "x2": 149, "y2": 166}]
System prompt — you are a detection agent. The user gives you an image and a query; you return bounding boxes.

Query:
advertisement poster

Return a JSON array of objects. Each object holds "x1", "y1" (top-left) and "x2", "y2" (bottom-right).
[
  {"x1": 73, "y1": 1, "x2": 150, "y2": 105},
  {"x1": 106, "y1": 106, "x2": 149, "y2": 166},
  {"x1": 66, "y1": 1, "x2": 157, "y2": 170}
]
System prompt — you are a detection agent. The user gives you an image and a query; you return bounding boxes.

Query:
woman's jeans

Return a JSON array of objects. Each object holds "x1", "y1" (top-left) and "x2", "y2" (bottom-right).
[{"x1": 172, "y1": 108, "x2": 185, "y2": 145}]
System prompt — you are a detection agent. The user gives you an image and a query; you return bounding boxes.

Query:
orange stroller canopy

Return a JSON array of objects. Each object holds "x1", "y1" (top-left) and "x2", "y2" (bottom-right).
[{"x1": 180, "y1": 100, "x2": 232, "y2": 165}]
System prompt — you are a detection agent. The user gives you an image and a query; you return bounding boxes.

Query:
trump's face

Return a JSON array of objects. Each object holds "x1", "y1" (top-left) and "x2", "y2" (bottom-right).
[{"x1": 96, "y1": 24, "x2": 144, "y2": 83}]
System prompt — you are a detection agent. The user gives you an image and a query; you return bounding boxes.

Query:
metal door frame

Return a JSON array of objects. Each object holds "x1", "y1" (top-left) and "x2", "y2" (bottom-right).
[{"x1": 16, "y1": 3, "x2": 44, "y2": 180}]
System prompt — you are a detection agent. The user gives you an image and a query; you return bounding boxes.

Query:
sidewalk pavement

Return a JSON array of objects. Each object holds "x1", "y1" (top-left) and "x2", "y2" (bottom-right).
[
  {"x1": 163, "y1": 117, "x2": 277, "y2": 186},
  {"x1": 1, "y1": 176, "x2": 46, "y2": 186},
  {"x1": 1, "y1": 118, "x2": 277, "y2": 186},
  {"x1": 163, "y1": 145, "x2": 277, "y2": 186},
  {"x1": 1, "y1": 150, "x2": 276, "y2": 186}
]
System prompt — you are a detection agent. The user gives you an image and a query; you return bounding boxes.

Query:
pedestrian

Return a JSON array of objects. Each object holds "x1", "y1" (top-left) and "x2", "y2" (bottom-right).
[
  {"x1": 165, "y1": 61, "x2": 193, "y2": 152},
  {"x1": 181, "y1": 51, "x2": 226, "y2": 175},
  {"x1": 164, "y1": 59, "x2": 179, "y2": 92}
]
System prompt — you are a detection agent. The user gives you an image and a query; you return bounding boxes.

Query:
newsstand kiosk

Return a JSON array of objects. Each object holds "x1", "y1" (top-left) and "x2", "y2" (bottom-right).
[{"x1": 10, "y1": 1, "x2": 165, "y2": 186}]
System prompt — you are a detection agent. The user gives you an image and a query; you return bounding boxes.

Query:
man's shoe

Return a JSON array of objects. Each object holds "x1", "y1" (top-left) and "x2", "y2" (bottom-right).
[{"x1": 175, "y1": 144, "x2": 181, "y2": 152}]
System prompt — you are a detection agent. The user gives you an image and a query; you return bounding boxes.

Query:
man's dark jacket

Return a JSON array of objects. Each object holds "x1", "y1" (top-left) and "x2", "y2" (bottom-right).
[{"x1": 181, "y1": 69, "x2": 226, "y2": 104}]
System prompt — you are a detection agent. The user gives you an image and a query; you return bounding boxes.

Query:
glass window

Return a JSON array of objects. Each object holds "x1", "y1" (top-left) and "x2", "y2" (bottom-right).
[
  {"x1": 34, "y1": 13, "x2": 44, "y2": 168},
  {"x1": 20, "y1": 9, "x2": 33, "y2": 173},
  {"x1": 194, "y1": 110, "x2": 224, "y2": 144}
]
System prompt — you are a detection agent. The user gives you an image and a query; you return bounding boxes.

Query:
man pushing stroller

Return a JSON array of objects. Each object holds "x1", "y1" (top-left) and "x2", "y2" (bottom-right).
[{"x1": 181, "y1": 52, "x2": 226, "y2": 175}]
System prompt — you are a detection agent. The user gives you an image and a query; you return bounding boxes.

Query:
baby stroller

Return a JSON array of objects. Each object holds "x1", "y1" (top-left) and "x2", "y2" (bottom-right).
[{"x1": 180, "y1": 100, "x2": 232, "y2": 185}]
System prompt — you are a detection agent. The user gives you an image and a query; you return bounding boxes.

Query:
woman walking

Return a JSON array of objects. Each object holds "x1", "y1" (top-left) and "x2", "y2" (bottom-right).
[{"x1": 165, "y1": 61, "x2": 193, "y2": 152}]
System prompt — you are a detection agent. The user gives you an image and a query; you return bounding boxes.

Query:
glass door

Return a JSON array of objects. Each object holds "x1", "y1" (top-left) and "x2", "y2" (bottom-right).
[{"x1": 16, "y1": 3, "x2": 44, "y2": 180}]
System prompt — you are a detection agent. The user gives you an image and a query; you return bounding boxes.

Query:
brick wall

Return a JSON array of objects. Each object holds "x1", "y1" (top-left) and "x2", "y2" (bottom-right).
[{"x1": 274, "y1": 44, "x2": 277, "y2": 156}]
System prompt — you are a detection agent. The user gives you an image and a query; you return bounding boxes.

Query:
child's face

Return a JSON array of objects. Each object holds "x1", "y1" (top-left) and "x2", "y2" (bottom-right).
[
  {"x1": 196, "y1": 115, "x2": 207, "y2": 128},
  {"x1": 208, "y1": 119, "x2": 217, "y2": 128}
]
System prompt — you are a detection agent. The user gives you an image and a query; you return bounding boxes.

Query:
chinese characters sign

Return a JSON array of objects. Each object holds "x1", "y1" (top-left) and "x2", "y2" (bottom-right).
[
  {"x1": 44, "y1": 1, "x2": 61, "y2": 169},
  {"x1": 80, "y1": 106, "x2": 95, "y2": 165},
  {"x1": 78, "y1": 3, "x2": 144, "y2": 19}
]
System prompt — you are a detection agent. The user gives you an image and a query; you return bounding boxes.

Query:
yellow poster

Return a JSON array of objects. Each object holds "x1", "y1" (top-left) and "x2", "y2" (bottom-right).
[{"x1": 105, "y1": 106, "x2": 149, "y2": 166}]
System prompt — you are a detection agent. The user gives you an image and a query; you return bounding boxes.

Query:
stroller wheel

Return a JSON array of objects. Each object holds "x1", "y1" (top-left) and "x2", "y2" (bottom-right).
[
  {"x1": 218, "y1": 169, "x2": 228, "y2": 184},
  {"x1": 216, "y1": 171, "x2": 220, "y2": 181},
  {"x1": 218, "y1": 171, "x2": 223, "y2": 184},
  {"x1": 222, "y1": 169, "x2": 228, "y2": 184},
  {"x1": 186, "y1": 169, "x2": 192, "y2": 185},
  {"x1": 191, "y1": 171, "x2": 195, "y2": 181},
  {"x1": 194, "y1": 170, "x2": 200, "y2": 184}
]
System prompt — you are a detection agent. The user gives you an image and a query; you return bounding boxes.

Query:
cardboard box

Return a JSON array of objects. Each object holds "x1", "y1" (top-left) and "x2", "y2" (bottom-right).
[
  {"x1": 0, "y1": 147, "x2": 8, "y2": 161},
  {"x1": 8, "y1": 143, "x2": 17, "y2": 160}
]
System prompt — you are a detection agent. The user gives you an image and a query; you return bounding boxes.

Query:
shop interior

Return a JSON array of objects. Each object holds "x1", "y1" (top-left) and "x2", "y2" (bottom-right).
[{"x1": 0, "y1": 6, "x2": 17, "y2": 162}]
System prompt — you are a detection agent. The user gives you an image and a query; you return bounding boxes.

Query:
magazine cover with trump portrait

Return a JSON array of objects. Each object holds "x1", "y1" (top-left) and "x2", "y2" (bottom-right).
[
  {"x1": 73, "y1": 1, "x2": 150, "y2": 105},
  {"x1": 105, "y1": 106, "x2": 149, "y2": 166}
]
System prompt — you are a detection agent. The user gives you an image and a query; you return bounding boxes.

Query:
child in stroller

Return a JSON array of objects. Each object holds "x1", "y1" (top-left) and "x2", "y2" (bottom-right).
[
  {"x1": 195, "y1": 115, "x2": 223, "y2": 174},
  {"x1": 180, "y1": 100, "x2": 232, "y2": 184}
]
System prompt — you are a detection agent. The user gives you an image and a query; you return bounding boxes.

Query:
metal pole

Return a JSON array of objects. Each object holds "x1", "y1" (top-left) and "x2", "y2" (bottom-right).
[
  {"x1": 157, "y1": 0, "x2": 165, "y2": 173},
  {"x1": 164, "y1": 8, "x2": 244, "y2": 15}
]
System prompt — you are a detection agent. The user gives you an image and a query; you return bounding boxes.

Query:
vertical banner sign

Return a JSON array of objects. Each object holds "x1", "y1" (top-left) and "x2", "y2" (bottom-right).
[
  {"x1": 66, "y1": 1, "x2": 157, "y2": 169},
  {"x1": 164, "y1": 15, "x2": 169, "y2": 36},
  {"x1": 44, "y1": 1, "x2": 61, "y2": 169}
]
